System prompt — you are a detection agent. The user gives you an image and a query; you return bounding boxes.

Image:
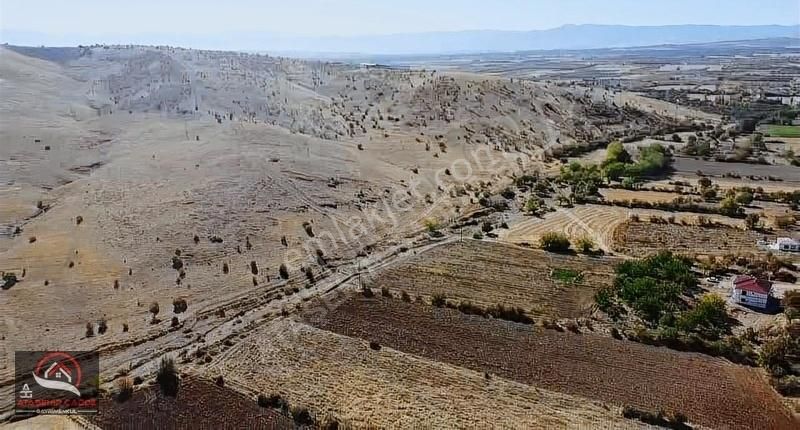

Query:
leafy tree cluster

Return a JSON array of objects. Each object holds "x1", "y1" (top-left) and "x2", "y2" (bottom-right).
[
  {"x1": 596, "y1": 252, "x2": 694, "y2": 324},
  {"x1": 558, "y1": 161, "x2": 602, "y2": 201},
  {"x1": 524, "y1": 196, "x2": 545, "y2": 215},
  {"x1": 682, "y1": 137, "x2": 712, "y2": 156},
  {"x1": 596, "y1": 251, "x2": 731, "y2": 340},
  {"x1": 601, "y1": 142, "x2": 670, "y2": 182}
]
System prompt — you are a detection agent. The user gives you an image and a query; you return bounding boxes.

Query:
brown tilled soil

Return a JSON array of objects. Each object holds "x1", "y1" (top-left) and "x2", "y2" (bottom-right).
[
  {"x1": 369, "y1": 240, "x2": 615, "y2": 318},
  {"x1": 309, "y1": 296, "x2": 798, "y2": 430},
  {"x1": 212, "y1": 319, "x2": 651, "y2": 429},
  {"x1": 92, "y1": 377, "x2": 294, "y2": 430},
  {"x1": 613, "y1": 220, "x2": 771, "y2": 257}
]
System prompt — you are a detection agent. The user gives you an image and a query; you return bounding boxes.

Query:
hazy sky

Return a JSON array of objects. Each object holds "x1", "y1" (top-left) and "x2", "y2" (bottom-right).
[{"x1": 2, "y1": 0, "x2": 798, "y2": 39}]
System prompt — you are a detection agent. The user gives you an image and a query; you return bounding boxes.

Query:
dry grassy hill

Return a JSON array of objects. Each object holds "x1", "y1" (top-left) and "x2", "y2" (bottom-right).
[{"x1": 0, "y1": 44, "x2": 713, "y2": 419}]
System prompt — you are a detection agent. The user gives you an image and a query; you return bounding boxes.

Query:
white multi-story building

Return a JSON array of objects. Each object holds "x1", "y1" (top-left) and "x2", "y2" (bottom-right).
[{"x1": 770, "y1": 237, "x2": 800, "y2": 253}]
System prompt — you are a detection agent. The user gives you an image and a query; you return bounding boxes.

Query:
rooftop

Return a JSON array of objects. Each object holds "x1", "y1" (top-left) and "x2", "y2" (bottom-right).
[{"x1": 733, "y1": 275, "x2": 773, "y2": 294}]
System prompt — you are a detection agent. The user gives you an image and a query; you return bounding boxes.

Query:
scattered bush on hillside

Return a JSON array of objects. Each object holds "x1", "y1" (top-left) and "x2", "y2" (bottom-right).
[
  {"x1": 1, "y1": 273, "x2": 17, "y2": 290},
  {"x1": 173, "y1": 298, "x2": 187, "y2": 313},
  {"x1": 302, "y1": 222, "x2": 314, "y2": 237},
  {"x1": 149, "y1": 302, "x2": 160, "y2": 323},
  {"x1": 156, "y1": 357, "x2": 179, "y2": 397},
  {"x1": 291, "y1": 406, "x2": 315, "y2": 426},
  {"x1": 115, "y1": 377, "x2": 133, "y2": 402}
]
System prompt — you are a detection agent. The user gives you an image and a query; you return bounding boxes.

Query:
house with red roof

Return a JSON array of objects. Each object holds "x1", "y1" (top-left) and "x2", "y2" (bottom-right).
[{"x1": 731, "y1": 275, "x2": 772, "y2": 309}]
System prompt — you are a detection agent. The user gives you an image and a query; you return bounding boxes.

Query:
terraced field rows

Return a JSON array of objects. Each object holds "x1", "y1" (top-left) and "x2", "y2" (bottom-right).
[
  {"x1": 370, "y1": 240, "x2": 615, "y2": 318},
  {"x1": 309, "y1": 296, "x2": 798, "y2": 430},
  {"x1": 500, "y1": 205, "x2": 628, "y2": 250}
]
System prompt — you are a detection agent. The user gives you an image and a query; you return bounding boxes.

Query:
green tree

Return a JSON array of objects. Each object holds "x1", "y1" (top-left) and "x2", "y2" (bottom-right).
[
  {"x1": 719, "y1": 197, "x2": 742, "y2": 217},
  {"x1": 735, "y1": 191, "x2": 754, "y2": 206},
  {"x1": 701, "y1": 187, "x2": 717, "y2": 201},
  {"x1": 540, "y1": 232, "x2": 571, "y2": 253},
  {"x1": 604, "y1": 141, "x2": 632, "y2": 165},
  {"x1": 524, "y1": 197, "x2": 544, "y2": 215},
  {"x1": 612, "y1": 251, "x2": 696, "y2": 325},
  {"x1": 575, "y1": 236, "x2": 596, "y2": 254},
  {"x1": 602, "y1": 161, "x2": 626, "y2": 182},
  {"x1": 677, "y1": 294, "x2": 729, "y2": 337},
  {"x1": 744, "y1": 213, "x2": 761, "y2": 230}
]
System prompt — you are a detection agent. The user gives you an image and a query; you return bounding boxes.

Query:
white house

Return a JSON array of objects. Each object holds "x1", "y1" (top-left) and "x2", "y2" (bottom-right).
[
  {"x1": 770, "y1": 237, "x2": 800, "y2": 252},
  {"x1": 731, "y1": 275, "x2": 773, "y2": 309}
]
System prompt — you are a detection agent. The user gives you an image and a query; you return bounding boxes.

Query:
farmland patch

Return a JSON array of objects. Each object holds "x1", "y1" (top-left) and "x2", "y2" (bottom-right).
[
  {"x1": 369, "y1": 240, "x2": 614, "y2": 318},
  {"x1": 309, "y1": 295, "x2": 797, "y2": 430}
]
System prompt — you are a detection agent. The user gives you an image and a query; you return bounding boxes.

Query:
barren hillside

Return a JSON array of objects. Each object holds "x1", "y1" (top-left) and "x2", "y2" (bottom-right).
[{"x1": 0, "y1": 44, "x2": 715, "y2": 419}]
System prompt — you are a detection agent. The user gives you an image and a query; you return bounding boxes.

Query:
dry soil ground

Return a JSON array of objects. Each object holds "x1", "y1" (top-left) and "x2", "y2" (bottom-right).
[
  {"x1": 0, "y1": 42, "x2": 738, "y2": 425},
  {"x1": 91, "y1": 377, "x2": 294, "y2": 430},
  {"x1": 368, "y1": 239, "x2": 614, "y2": 318},
  {"x1": 210, "y1": 318, "x2": 649, "y2": 429},
  {"x1": 309, "y1": 295, "x2": 798, "y2": 430},
  {"x1": 613, "y1": 219, "x2": 775, "y2": 257}
]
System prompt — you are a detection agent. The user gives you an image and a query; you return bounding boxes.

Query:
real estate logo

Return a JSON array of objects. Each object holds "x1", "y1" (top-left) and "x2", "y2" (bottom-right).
[{"x1": 15, "y1": 351, "x2": 99, "y2": 415}]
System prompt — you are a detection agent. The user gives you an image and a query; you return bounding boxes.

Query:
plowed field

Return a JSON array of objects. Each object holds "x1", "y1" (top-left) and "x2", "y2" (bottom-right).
[
  {"x1": 310, "y1": 296, "x2": 798, "y2": 430},
  {"x1": 92, "y1": 377, "x2": 294, "y2": 430}
]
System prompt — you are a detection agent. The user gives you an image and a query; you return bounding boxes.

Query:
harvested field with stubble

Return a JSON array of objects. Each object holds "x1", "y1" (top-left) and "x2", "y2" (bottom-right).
[
  {"x1": 92, "y1": 377, "x2": 294, "y2": 430},
  {"x1": 211, "y1": 319, "x2": 650, "y2": 429},
  {"x1": 369, "y1": 240, "x2": 614, "y2": 318},
  {"x1": 613, "y1": 220, "x2": 770, "y2": 257},
  {"x1": 309, "y1": 295, "x2": 798, "y2": 430},
  {"x1": 498, "y1": 204, "x2": 723, "y2": 252}
]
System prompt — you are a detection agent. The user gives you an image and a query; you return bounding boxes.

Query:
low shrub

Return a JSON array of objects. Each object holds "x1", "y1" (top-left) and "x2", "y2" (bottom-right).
[
  {"x1": 291, "y1": 406, "x2": 315, "y2": 426},
  {"x1": 173, "y1": 298, "x2": 188, "y2": 313},
  {"x1": 622, "y1": 406, "x2": 691, "y2": 430},
  {"x1": 156, "y1": 357, "x2": 179, "y2": 397},
  {"x1": 486, "y1": 304, "x2": 533, "y2": 324},
  {"x1": 540, "y1": 232, "x2": 571, "y2": 253},
  {"x1": 115, "y1": 377, "x2": 133, "y2": 402}
]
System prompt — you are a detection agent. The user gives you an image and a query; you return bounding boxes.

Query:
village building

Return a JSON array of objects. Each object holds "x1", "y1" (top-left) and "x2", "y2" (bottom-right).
[
  {"x1": 731, "y1": 275, "x2": 773, "y2": 309},
  {"x1": 771, "y1": 237, "x2": 800, "y2": 252}
]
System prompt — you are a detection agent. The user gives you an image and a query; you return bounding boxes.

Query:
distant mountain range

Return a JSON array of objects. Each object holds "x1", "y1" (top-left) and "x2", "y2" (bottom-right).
[{"x1": 3, "y1": 24, "x2": 799, "y2": 55}]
